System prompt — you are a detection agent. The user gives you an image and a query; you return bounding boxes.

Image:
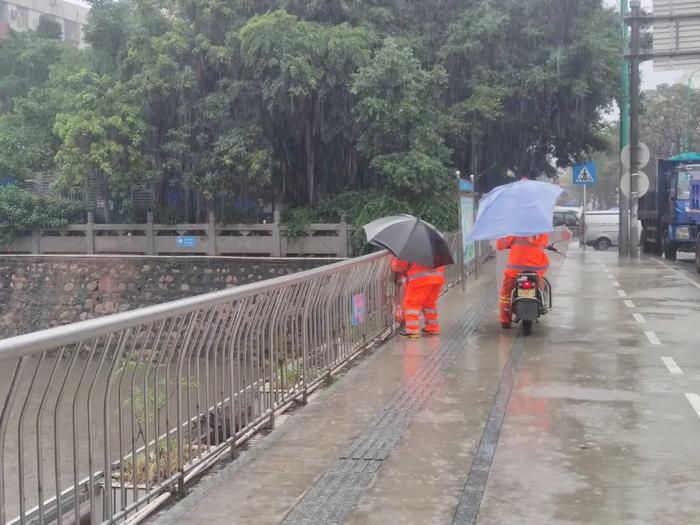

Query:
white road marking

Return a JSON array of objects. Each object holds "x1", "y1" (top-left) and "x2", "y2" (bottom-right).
[
  {"x1": 624, "y1": 300, "x2": 636, "y2": 308},
  {"x1": 645, "y1": 331, "x2": 662, "y2": 345},
  {"x1": 661, "y1": 357, "x2": 683, "y2": 375},
  {"x1": 612, "y1": 281, "x2": 621, "y2": 287},
  {"x1": 607, "y1": 274, "x2": 615, "y2": 279},
  {"x1": 617, "y1": 290, "x2": 627, "y2": 297},
  {"x1": 633, "y1": 313, "x2": 646, "y2": 323},
  {"x1": 685, "y1": 393, "x2": 700, "y2": 419},
  {"x1": 650, "y1": 258, "x2": 700, "y2": 290},
  {"x1": 603, "y1": 268, "x2": 610, "y2": 273}
]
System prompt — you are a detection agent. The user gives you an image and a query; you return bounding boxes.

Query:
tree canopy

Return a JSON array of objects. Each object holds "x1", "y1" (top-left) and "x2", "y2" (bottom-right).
[
  {"x1": 0, "y1": 0, "x2": 621, "y2": 231},
  {"x1": 639, "y1": 83, "x2": 700, "y2": 160}
]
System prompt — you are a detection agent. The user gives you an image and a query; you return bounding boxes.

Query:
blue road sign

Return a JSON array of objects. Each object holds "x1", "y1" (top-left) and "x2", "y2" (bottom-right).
[
  {"x1": 573, "y1": 161, "x2": 597, "y2": 185},
  {"x1": 176, "y1": 236, "x2": 197, "y2": 248}
]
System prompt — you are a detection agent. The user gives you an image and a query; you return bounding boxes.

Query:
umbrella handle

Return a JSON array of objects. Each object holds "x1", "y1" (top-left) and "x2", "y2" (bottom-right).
[{"x1": 546, "y1": 245, "x2": 566, "y2": 257}]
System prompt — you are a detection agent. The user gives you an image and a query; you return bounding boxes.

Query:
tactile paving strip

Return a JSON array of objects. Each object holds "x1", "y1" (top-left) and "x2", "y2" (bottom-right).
[
  {"x1": 452, "y1": 336, "x2": 524, "y2": 524},
  {"x1": 281, "y1": 291, "x2": 497, "y2": 525}
]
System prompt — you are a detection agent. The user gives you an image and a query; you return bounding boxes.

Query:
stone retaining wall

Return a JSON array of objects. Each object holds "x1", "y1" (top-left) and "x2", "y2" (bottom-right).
[{"x1": 0, "y1": 256, "x2": 336, "y2": 338}]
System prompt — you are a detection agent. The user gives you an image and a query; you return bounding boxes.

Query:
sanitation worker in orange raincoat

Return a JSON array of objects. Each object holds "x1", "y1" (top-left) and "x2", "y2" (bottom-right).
[
  {"x1": 391, "y1": 257, "x2": 446, "y2": 338},
  {"x1": 496, "y1": 234, "x2": 550, "y2": 329}
]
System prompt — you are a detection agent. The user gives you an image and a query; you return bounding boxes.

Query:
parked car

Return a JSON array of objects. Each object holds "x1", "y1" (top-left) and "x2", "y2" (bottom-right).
[{"x1": 553, "y1": 210, "x2": 580, "y2": 229}]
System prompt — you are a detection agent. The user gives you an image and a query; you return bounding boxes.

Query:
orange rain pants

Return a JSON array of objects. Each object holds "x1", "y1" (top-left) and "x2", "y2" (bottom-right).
[{"x1": 391, "y1": 258, "x2": 445, "y2": 335}]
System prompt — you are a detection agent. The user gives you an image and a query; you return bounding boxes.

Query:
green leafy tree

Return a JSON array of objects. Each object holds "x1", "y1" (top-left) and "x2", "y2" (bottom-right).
[
  {"x1": 36, "y1": 16, "x2": 63, "y2": 40},
  {"x1": 53, "y1": 70, "x2": 151, "y2": 198},
  {"x1": 240, "y1": 11, "x2": 371, "y2": 206},
  {"x1": 353, "y1": 38, "x2": 452, "y2": 197},
  {"x1": 0, "y1": 30, "x2": 73, "y2": 114},
  {"x1": 0, "y1": 186, "x2": 84, "y2": 242},
  {"x1": 640, "y1": 83, "x2": 700, "y2": 159},
  {"x1": 441, "y1": 0, "x2": 620, "y2": 185},
  {"x1": 0, "y1": 0, "x2": 621, "y2": 237},
  {"x1": 0, "y1": 34, "x2": 84, "y2": 179}
]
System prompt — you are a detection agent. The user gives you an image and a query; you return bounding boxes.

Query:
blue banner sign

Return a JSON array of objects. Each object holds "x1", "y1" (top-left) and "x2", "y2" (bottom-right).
[{"x1": 176, "y1": 236, "x2": 197, "y2": 248}]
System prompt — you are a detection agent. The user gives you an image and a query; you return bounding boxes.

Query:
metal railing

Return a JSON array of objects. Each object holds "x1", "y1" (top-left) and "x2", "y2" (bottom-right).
[
  {"x1": 0, "y1": 251, "x2": 396, "y2": 525},
  {"x1": 0, "y1": 235, "x2": 491, "y2": 525},
  {"x1": 443, "y1": 235, "x2": 490, "y2": 288}
]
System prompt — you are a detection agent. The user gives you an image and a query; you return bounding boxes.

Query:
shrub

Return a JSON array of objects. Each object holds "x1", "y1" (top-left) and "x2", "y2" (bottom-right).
[{"x1": 0, "y1": 185, "x2": 84, "y2": 242}]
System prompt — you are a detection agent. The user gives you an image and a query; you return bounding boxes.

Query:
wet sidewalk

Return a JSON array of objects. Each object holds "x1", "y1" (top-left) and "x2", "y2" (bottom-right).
[{"x1": 150, "y1": 247, "x2": 700, "y2": 525}]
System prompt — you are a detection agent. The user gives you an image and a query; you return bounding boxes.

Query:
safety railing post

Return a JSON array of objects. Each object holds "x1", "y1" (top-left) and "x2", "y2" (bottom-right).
[
  {"x1": 339, "y1": 217, "x2": 349, "y2": 258},
  {"x1": 31, "y1": 230, "x2": 40, "y2": 254},
  {"x1": 207, "y1": 210, "x2": 217, "y2": 256},
  {"x1": 86, "y1": 212, "x2": 95, "y2": 255},
  {"x1": 146, "y1": 211, "x2": 155, "y2": 255},
  {"x1": 272, "y1": 210, "x2": 282, "y2": 257}
]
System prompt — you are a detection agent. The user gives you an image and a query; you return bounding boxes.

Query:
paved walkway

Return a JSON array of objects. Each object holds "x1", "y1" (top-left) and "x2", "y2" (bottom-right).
[{"x1": 151, "y1": 247, "x2": 700, "y2": 525}]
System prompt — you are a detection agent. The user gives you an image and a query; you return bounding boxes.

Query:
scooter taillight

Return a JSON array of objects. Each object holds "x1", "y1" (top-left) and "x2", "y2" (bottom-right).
[{"x1": 519, "y1": 280, "x2": 535, "y2": 290}]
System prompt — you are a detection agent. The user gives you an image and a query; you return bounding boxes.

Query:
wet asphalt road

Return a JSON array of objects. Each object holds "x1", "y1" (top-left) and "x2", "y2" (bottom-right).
[
  {"x1": 148, "y1": 246, "x2": 700, "y2": 525},
  {"x1": 478, "y1": 247, "x2": 700, "y2": 524}
]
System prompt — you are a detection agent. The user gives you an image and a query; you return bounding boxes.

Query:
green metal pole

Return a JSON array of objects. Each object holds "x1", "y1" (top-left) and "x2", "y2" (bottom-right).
[
  {"x1": 619, "y1": 0, "x2": 630, "y2": 256},
  {"x1": 620, "y1": 0, "x2": 630, "y2": 151}
]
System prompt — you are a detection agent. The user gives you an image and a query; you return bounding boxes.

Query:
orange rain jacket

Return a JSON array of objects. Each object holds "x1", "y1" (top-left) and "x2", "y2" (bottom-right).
[
  {"x1": 390, "y1": 258, "x2": 446, "y2": 286},
  {"x1": 496, "y1": 234, "x2": 550, "y2": 277}
]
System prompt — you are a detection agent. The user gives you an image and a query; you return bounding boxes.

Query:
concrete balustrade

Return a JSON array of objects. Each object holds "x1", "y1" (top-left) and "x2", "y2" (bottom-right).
[{"x1": 1, "y1": 211, "x2": 353, "y2": 258}]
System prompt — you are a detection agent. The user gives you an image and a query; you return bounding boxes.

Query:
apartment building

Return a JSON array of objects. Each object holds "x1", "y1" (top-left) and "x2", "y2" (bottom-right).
[{"x1": 0, "y1": 0, "x2": 89, "y2": 47}]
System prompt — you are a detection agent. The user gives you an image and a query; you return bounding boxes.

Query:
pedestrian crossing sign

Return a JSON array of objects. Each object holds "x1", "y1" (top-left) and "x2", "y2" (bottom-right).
[{"x1": 573, "y1": 161, "x2": 597, "y2": 185}]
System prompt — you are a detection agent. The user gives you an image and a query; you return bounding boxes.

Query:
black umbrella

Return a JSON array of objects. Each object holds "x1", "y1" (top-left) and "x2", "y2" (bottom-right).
[{"x1": 363, "y1": 215, "x2": 454, "y2": 268}]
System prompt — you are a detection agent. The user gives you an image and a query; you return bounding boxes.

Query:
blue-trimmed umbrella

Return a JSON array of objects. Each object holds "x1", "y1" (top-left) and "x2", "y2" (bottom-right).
[
  {"x1": 468, "y1": 179, "x2": 564, "y2": 241},
  {"x1": 363, "y1": 215, "x2": 454, "y2": 267}
]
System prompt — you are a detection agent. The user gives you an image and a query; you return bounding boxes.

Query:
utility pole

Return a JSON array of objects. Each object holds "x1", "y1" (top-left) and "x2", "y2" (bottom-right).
[
  {"x1": 582, "y1": 184, "x2": 587, "y2": 252},
  {"x1": 619, "y1": 0, "x2": 631, "y2": 256},
  {"x1": 470, "y1": 173, "x2": 480, "y2": 281},
  {"x1": 628, "y1": 0, "x2": 642, "y2": 258},
  {"x1": 619, "y1": 0, "x2": 630, "y2": 257}
]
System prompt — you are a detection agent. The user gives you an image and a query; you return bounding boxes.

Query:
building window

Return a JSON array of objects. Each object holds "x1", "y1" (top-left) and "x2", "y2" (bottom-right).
[
  {"x1": 16, "y1": 6, "x2": 28, "y2": 29},
  {"x1": 63, "y1": 18, "x2": 80, "y2": 46}
]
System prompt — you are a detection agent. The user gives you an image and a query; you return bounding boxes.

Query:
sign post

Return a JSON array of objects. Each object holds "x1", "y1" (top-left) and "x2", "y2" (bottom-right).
[
  {"x1": 620, "y1": 142, "x2": 650, "y2": 255},
  {"x1": 458, "y1": 177, "x2": 476, "y2": 285},
  {"x1": 573, "y1": 161, "x2": 598, "y2": 252},
  {"x1": 456, "y1": 171, "x2": 466, "y2": 290}
]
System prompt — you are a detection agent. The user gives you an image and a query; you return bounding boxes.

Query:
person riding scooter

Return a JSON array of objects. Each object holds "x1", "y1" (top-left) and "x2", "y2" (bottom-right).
[{"x1": 496, "y1": 234, "x2": 550, "y2": 329}]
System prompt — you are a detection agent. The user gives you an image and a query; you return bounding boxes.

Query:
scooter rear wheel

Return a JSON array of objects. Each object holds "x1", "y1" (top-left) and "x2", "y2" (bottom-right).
[{"x1": 522, "y1": 320, "x2": 533, "y2": 336}]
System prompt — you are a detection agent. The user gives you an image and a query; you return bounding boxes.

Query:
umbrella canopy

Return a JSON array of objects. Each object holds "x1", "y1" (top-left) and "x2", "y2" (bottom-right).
[
  {"x1": 468, "y1": 179, "x2": 564, "y2": 241},
  {"x1": 549, "y1": 225, "x2": 573, "y2": 246},
  {"x1": 363, "y1": 215, "x2": 454, "y2": 267}
]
